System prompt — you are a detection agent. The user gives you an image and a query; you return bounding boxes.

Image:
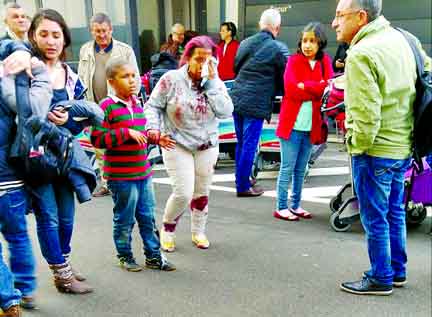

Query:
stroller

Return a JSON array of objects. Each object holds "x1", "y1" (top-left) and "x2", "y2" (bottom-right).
[
  {"x1": 329, "y1": 158, "x2": 432, "y2": 232},
  {"x1": 322, "y1": 76, "x2": 432, "y2": 232}
]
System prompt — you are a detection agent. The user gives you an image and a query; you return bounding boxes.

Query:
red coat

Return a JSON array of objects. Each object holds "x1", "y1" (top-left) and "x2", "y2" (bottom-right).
[
  {"x1": 217, "y1": 40, "x2": 239, "y2": 81},
  {"x1": 276, "y1": 53, "x2": 333, "y2": 144}
]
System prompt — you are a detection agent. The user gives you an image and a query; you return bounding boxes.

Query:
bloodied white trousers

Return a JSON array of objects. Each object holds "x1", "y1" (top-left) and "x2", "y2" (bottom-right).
[{"x1": 161, "y1": 145, "x2": 219, "y2": 234}]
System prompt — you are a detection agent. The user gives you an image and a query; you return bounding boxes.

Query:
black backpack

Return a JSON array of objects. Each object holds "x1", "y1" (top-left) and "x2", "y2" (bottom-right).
[
  {"x1": 149, "y1": 52, "x2": 178, "y2": 91},
  {"x1": 9, "y1": 72, "x2": 73, "y2": 186},
  {"x1": 397, "y1": 29, "x2": 432, "y2": 161}
]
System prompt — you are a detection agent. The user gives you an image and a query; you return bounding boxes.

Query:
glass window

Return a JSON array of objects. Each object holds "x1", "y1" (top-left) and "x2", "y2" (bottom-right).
[
  {"x1": 42, "y1": 0, "x2": 87, "y2": 28},
  {"x1": 206, "y1": 0, "x2": 221, "y2": 34},
  {"x1": 92, "y1": 0, "x2": 126, "y2": 25}
]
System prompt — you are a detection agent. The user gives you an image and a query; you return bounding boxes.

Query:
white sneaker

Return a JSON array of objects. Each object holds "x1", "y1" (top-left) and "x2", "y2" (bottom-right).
[{"x1": 160, "y1": 228, "x2": 176, "y2": 252}]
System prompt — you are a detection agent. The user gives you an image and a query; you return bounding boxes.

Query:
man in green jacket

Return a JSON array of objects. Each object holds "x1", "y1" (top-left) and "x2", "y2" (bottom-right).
[{"x1": 332, "y1": 0, "x2": 431, "y2": 295}]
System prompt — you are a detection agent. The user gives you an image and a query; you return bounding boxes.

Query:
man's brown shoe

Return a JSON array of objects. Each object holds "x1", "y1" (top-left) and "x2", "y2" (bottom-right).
[
  {"x1": 0, "y1": 305, "x2": 21, "y2": 317},
  {"x1": 237, "y1": 186, "x2": 264, "y2": 197},
  {"x1": 92, "y1": 186, "x2": 111, "y2": 197}
]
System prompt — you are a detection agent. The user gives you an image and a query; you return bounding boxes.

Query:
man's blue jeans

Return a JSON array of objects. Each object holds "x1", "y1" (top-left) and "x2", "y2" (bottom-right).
[
  {"x1": 0, "y1": 188, "x2": 36, "y2": 301},
  {"x1": 32, "y1": 180, "x2": 75, "y2": 265},
  {"x1": 233, "y1": 112, "x2": 264, "y2": 193},
  {"x1": 277, "y1": 130, "x2": 313, "y2": 210},
  {"x1": 352, "y1": 154, "x2": 411, "y2": 285},
  {"x1": 107, "y1": 177, "x2": 161, "y2": 260}
]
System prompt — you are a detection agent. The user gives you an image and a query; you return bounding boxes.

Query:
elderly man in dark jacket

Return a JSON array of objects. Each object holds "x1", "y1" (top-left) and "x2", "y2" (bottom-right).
[{"x1": 230, "y1": 8, "x2": 287, "y2": 197}]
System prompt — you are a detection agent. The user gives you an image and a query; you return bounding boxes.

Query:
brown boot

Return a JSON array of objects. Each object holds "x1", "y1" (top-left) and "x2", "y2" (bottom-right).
[
  {"x1": 49, "y1": 263, "x2": 93, "y2": 294},
  {"x1": 71, "y1": 265, "x2": 86, "y2": 282},
  {"x1": 0, "y1": 305, "x2": 21, "y2": 317},
  {"x1": 64, "y1": 256, "x2": 86, "y2": 281}
]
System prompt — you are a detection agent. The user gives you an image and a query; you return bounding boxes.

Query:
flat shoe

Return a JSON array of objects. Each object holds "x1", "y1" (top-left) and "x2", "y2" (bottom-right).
[
  {"x1": 273, "y1": 210, "x2": 299, "y2": 221},
  {"x1": 290, "y1": 208, "x2": 312, "y2": 219}
]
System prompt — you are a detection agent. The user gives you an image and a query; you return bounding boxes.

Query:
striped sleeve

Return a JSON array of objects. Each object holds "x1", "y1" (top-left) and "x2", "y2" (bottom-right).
[{"x1": 91, "y1": 99, "x2": 132, "y2": 149}]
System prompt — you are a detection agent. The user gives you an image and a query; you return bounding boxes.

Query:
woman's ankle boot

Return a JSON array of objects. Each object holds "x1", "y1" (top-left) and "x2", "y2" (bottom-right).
[{"x1": 49, "y1": 263, "x2": 93, "y2": 294}]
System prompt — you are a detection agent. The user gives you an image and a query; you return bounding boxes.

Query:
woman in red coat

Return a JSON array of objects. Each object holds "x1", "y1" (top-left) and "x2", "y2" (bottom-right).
[
  {"x1": 217, "y1": 22, "x2": 239, "y2": 81},
  {"x1": 274, "y1": 22, "x2": 333, "y2": 221}
]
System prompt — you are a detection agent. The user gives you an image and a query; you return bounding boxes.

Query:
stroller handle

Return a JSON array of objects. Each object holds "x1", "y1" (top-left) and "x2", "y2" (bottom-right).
[{"x1": 321, "y1": 102, "x2": 345, "y2": 113}]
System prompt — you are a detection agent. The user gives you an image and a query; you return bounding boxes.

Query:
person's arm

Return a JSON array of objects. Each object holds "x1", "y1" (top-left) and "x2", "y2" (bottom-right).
[
  {"x1": 77, "y1": 45, "x2": 87, "y2": 90},
  {"x1": 233, "y1": 41, "x2": 248, "y2": 75},
  {"x1": 204, "y1": 75, "x2": 233, "y2": 119},
  {"x1": 28, "y1": 59, "x2": 52, "y2": 119},
  {"x1": 345, "y1": 51, "x2": 382, "y2": 154},
  {"x1": 0, "y1": 40, "x2": 33, "y2": 78},
  {"x1": 303, "y1": 55, "x2": 334, "y2": 99},
  {"x1": 90, "y1": 105, "x2": 140, "y2": 149},
  {"x1": 274, "y1": 49, "x2": 288, "y2": 97},
  {"x1": 284, "y1": 56, "x2": 313, "y2": 101}
]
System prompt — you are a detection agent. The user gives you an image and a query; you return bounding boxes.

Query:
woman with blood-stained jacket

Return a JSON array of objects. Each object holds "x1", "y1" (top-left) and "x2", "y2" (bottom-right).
[{"x1": 145, "y1": 36, "x2": 233, "y2": 252}]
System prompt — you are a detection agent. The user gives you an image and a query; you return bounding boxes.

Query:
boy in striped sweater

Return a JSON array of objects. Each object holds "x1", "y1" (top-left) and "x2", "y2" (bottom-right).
[{"x1": 91, "y1": 57, "x2": 176, "y2": 272}]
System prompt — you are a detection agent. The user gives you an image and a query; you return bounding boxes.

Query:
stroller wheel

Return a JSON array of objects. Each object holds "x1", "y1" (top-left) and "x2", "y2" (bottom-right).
[
  {"x1": 329, "y1": 196, "x2": 342, "y2": 213},
  {"x1": 330, "y1": 212, "x2": 352, "y2": 232},
  {"x1": 406, "y1": 205, "x2": 427, "y2": 227}
]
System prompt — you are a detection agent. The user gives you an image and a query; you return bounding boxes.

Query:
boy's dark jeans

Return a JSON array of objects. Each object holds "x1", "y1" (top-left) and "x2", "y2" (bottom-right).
[{"x1": 107, "y1": 177, "x2": 161, "y2": 260}]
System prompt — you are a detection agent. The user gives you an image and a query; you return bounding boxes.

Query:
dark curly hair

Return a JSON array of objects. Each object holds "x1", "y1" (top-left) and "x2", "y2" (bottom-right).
[{"x1": 297, "y1": 22, "x2": 327, "y2": 60}]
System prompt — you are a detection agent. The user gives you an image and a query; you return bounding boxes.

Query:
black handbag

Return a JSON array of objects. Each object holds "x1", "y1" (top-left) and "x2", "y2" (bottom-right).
[{"x1": 9, "y1": 72, "x2": 72, "y2": 186}]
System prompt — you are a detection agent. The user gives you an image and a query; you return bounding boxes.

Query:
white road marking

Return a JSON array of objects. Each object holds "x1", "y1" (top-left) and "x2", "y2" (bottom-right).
[{"x1": 152, "y1": 168, "x2": 347, "y2": 204}]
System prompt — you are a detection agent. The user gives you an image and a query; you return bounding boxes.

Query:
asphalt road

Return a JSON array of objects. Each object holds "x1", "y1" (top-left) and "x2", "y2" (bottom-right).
[{"x1": 3, "y1": 143, "x2": 431, "y2": 317}]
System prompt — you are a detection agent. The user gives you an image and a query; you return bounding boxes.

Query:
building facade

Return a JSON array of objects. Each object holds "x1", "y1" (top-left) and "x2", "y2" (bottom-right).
[{"x1": 1, "y1": 0, "x2": 431, "y2": 73}]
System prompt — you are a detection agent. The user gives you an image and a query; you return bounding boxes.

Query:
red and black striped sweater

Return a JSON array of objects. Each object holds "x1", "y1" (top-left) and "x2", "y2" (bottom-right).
[{"x1": 91, "y1": 96, "x2": 153, "y2": 181}]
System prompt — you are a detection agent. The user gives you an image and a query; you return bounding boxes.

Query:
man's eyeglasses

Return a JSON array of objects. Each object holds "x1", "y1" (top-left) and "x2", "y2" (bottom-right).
[{"x1": 334, "y1": 9, "x2": 361, "y2": 21}]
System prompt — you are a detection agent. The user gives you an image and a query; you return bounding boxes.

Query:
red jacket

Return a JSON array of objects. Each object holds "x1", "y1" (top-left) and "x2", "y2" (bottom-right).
[
  {"x1": 276, "y1": 53, "x2": 333, "y2": 144},
  {"x1": 217, "y1": 40, "x2": 239, "y2": 81}
]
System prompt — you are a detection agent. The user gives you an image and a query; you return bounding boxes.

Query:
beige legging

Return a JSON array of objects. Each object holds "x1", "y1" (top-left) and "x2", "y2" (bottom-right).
[{"x1": 161, "y1": 145, "x2": 219, "y2": 233}]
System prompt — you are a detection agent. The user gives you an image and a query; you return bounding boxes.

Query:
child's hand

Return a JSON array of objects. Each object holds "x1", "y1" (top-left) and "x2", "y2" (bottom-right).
[
  {"x1": 147, "y1": 129, "x2": 160, "y2": 144},
  {"x1": 129, "y1": 129, "x2": 147, "y2": 145},
  {"x1": 159, "y1": 134, "x2": 176, "y2": 150},
  {"x1": 297, "y1": 82, "x2": 305, "y2": 90}
]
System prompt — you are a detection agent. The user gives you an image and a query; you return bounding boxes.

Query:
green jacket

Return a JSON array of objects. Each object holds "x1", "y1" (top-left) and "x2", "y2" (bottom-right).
[{"x1": 345, "y1": 16, "x2": 431, "y2": 159}]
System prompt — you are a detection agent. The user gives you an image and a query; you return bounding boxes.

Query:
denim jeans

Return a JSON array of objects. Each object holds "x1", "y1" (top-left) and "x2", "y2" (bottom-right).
[
  {"x1": 32, "y1": 180, "x2": 75, "y2": 265},
  {"x1": 352, "y1": 154, "x2": 411, "y2": 285},
  {"x1": 107, "y1": 177, "x2": 161, "y2": 260},
  {"x1": 276, "y1": 130, "x2": 313, "y2": 210},
  {"x1": 233, "y1": 112, "x2": 264, "y2": 192},
  {"x1": 0, "y1": 242, "x2": 21, "y2": 310},
  {"x1": 0, "y1": 188, "x2": 36, "y2": 299}
]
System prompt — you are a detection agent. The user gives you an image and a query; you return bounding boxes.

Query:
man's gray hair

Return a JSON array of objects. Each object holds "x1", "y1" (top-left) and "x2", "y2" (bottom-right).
[
  {"x1": 352, "y1": 0, "x2": 382, "y2": 21},
  {"x1": 90, "y1": 12, "x2": 112, "y2": 27},
  {"x1": 3, "y1": 2, "x2": 22, "y2": 21},
  {"x1": 106, "y1": 57, "x2": 131, "y2": 79},
  {"x1": 259, "y1": 8, "x2": 281, "y2": 29}
]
